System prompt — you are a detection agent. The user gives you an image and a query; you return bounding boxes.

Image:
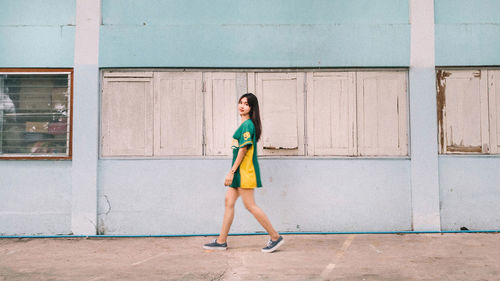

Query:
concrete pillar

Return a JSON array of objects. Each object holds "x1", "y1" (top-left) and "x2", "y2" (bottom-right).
[
  {"x1": 409, "y1": 0, "x2": 441, "y2": 230},
  {"x1": 71, "y1": 0, "x2": 101, "y2": 235}
]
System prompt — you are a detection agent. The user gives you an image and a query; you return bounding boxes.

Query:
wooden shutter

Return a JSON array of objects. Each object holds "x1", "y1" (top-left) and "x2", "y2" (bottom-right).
[
  {"x1": 437, "y1": 70, "x2": 488, "y2": 154},
  {"x1": 154, "y1": 72, "x2": 203, "y2": 156},
  {"x1": 254, "y1": 72, "x2": 305, "y2": 156},
  {"x1": 205, "y1": 72, "x2": 246, "y2": 156},
  {"x1": 488, "y1": 70, "x2": 500, "y2": 154},
  {"x1": 357, "y1": 72, "x2": 408, "y2": 156},
  {"x1": 101, "y1": 76, "x2": 153, "y2": 156},
  {"x1": 306, "y1": 72, "x2": 356, "y2": 156}
]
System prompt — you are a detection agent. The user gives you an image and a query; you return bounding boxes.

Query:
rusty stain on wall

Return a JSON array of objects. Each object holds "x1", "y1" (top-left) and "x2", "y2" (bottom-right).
[{"x1": 436, "y1": 70, "x2": 451, "y2": 153}]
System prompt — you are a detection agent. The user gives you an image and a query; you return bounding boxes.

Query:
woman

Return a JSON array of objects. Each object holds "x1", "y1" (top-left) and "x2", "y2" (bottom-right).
[{"x1": 203, "y1": 93, "x2": 284, "y2": 253}]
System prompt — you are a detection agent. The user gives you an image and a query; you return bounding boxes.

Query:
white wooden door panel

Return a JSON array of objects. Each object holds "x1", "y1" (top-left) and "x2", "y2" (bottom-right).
[
  {"x1": 306, "y1": 72, "x2": 356, "y2": 156},
  {"x1": 205, "y1": 72, "x2": 245, "y2": 156},
  {"x1": 438, "y1": 70, "x2": 487, "y2": 153},
  {"x1": 489, "y1": 70, "x2": 500, "y2": 153},
  {"x1": 357, "y1": 72, "x2": 408, "y2": 156},
  {"x1": 101, "y1": 77, "x2": 153, "y2": 157},
  {"x1": 154, "y1": 72, "x2": 203, "y2": 156},
  {"x1": 255, "y1": 72, "x2": 305, "y2": 156}
]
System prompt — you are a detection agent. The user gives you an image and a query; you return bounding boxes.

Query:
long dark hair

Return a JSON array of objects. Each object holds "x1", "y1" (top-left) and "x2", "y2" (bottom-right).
[{"x1": 239, "y1": 93, "x2": 262, "y2": 142}]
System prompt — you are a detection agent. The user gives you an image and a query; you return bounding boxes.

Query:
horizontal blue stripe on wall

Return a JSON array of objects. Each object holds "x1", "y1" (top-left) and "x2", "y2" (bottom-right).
[
  {"x1": 0, "y1": 26, "x2": 75, "y2": 67},
  {"x1": 435, "y1": 24, "x2": 500, "y2": 66},
  {"x1": 100, "y1": 24, "x2": 409, "y2": 68},
  {"x1": 434, "y1": 0, "x2": 500, "y2": 66},
  {"x1": 0, "y1": 0, "x2": 75, "y2": 26},
  {"x1": 100, "y1": 0, "x2": 409, "y2": 67},
  {"x1": 103, "y1": 0, "x2": 409, "y2": 25},
  {"x1": 435, "y1": 0, "x2": 500, "y2": 24},
  {"x1": 0, "y1": 0, "x2": 75, "y2": 68}
]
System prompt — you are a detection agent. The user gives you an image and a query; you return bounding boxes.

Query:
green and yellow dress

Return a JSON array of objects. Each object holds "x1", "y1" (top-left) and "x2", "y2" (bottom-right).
[{"x1": 230, "y1": 119, "x2": 262, "y2": 188}]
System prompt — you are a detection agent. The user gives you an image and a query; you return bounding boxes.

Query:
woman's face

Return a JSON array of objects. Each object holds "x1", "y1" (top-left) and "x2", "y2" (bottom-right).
[{"x1": 238, "y1": 97, "x2": 251, "y2": 117}]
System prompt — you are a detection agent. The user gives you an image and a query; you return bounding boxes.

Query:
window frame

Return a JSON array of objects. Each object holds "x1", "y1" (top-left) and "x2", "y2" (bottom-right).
[
  {"x1": 436, "y1": 67, "x2": 500, "y2": 155},
  {"x1": 0, "y1": 68, "x2": 73, "y2": 160}
]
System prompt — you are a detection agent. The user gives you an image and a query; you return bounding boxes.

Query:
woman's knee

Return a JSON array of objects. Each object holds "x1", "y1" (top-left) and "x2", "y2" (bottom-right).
[
  {"x1": 225, "y1": 196, "x2": 237, "y2": 209},
  {"x1": 243, "y1": 202, "x2": 258, "y2": 213}
]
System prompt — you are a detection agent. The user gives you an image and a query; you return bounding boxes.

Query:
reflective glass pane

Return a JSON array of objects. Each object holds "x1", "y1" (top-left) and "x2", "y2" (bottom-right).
[{"x1": 0, "y1": 73, "x2": 70, "y2": 157}]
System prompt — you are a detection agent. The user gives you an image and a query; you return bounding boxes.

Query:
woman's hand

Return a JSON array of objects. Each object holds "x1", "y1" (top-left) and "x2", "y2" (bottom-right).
[{"x1": 224, "y1": 172, "x2": 234, "y2": 186}]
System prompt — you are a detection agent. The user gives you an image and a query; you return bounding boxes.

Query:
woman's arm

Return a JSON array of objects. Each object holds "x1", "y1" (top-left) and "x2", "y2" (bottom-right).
[{"x1": 224, "y1": 146, "x2": 248, "y2": 186}]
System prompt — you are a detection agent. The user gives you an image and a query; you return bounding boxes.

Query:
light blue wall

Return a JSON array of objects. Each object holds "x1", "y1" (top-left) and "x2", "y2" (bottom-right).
[
  {"x1": 0, "y1": 161, "x2": 72, "y2": 235},
  {"x1": 0, "y1": 0, "x2": 75, "y2": 67},
  {"x1": 439, "y1": 157, "x2": 500, "y2": 231},
  {"x1": 98, "y1": 159, "x2": 412, "y2": 235},
  {"x1": 100, "y1": 0, "x2": 410, "y2": 67},
  {"x1": 435, "y1": 0, "x2": 500, "y2": 230},
  {"x1": 0, "y1": 0, "x2": 75, "y2": 235},
  {"x1": 435, "y1": 0, "x2": 500, "y2": 66}
]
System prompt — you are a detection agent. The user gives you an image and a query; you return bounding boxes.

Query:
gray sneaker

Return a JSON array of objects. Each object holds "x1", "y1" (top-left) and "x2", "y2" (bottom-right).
[
  {"x1": 261, "y1": 236, "x2": 284, "y2": 253},
  {"x1": 203, "y1": 239, "x2": 227, "y2": 250}
]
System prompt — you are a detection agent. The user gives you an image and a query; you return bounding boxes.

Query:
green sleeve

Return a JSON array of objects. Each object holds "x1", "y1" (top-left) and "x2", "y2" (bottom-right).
[{"x1": 238, "y1": 121, "x2": 254, "y2": 148}]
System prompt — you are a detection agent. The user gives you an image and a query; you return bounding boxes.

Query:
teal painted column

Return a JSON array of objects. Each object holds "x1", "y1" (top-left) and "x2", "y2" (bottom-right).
[
  {"x1": 409, "y1": 0, "x2": 441, "y2": 230},
  {"x1": 71, "y1": 0, "x2": 101, "y2": 235}
]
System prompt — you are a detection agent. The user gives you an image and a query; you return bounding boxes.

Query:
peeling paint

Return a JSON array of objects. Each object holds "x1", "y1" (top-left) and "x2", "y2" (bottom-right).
[
  {"x1": 436, "y1": 70, "x2": 451, "y2": 153},
  {"x1": 446, "y1": 145, "x2": 482, "y2": 153}
]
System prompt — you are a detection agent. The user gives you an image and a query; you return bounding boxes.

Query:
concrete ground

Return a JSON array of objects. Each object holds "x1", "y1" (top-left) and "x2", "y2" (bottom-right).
[{"x1": 0, "y1": 233, "x2": 499, "y2": 281}]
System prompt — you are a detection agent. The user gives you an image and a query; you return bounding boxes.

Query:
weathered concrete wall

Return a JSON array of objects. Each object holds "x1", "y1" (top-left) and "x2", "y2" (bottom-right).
[
  {"x1": 0, "y1": 1, "x2": 75, "y2": 235},
  {"x1": 99, "y1": 0, "x2": 410, "y2": 67},
  {"x1": 435, "y1": 0, "x2": 500, "y2": 66},
  {"x1": 97, "y1": 159, "x2": 412, "y2": 234},
  {"x1": 439, "y1": 157, "x2": 500, "y2": 230},
  {"x1": 0, "y1": 0, "x2": 75, "y2": 67},
  {"x1": 0, "y1": 161, "x2": 72, "y2": 235},
  {"x1": 435, "y1": 0, "x2": 500, "y2": 231}
]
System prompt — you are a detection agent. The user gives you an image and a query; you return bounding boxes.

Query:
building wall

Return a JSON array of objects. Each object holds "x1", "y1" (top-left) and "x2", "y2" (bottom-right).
[
  {"x1": 1, "y1": 0, "x2": 499, "y2": 235},
  {"x1": 0, "y1": 161, "x2": 72, "y2": 235},
  {"x1": 98, "y1": 159, "x2": 411, "y2": 235},
  {"x1": 95, "y1": 0, "x2": 413, "y2": 235},
  {"x1": 439, "y1": 157, "x2": 500, "y2": 230},
  {"x1": 0, "y1": 0, "x2": 75, "y2": 67},
  {"x1": 435, "y1": 0, "x2": 500, "y2": 230},
  {"x1": 435, "y1": 0, "x2": 500, "y2": 66},
  {"x1": 99, "y1": 0, "x2": 410, "y2": 67},
  {"x1": 0, "y1": 0, "x2": 75, "y2": 235}
]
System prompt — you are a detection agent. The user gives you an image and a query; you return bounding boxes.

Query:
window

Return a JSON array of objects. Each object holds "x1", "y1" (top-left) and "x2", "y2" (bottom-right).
[
  {"x1": 101, "y1": 72, "x2": 153, "y2": 157},
  {"x1": 306, "y1": 72, "x2": 356, "y2": 156},
  {"x1": 154, "y1": 72, "x2": 203, "y2": 156},
  {"x1": 204, "y1": 72, "x2": 245, "y2": 156},
  {"x1": 101, "y1": 70, "x2": 408, "y2": 158},
  {"x1": 307, "y1": 71, "x2": 408, "y2": 156},
  {"x1": 253, "y1": 72, "x2": 305, "y2": 156},
  {"x1": 437, "y1": 69, "x2": 500, "y2": 154},
  {"x1": 0, "y1": 69, "x2": 72, "y2": 159},
  {"x1": 356, "y1": 72, "x2": 408, "y2": 156}
]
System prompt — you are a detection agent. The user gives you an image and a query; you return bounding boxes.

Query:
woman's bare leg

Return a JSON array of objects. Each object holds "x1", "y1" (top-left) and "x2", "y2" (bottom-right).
[
  {"x1": 239, "y1": 188, "x2": 280, "y2": 240},
  {"x1": 217, "y1": 187, "x2": 240, "y2": 243}
]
